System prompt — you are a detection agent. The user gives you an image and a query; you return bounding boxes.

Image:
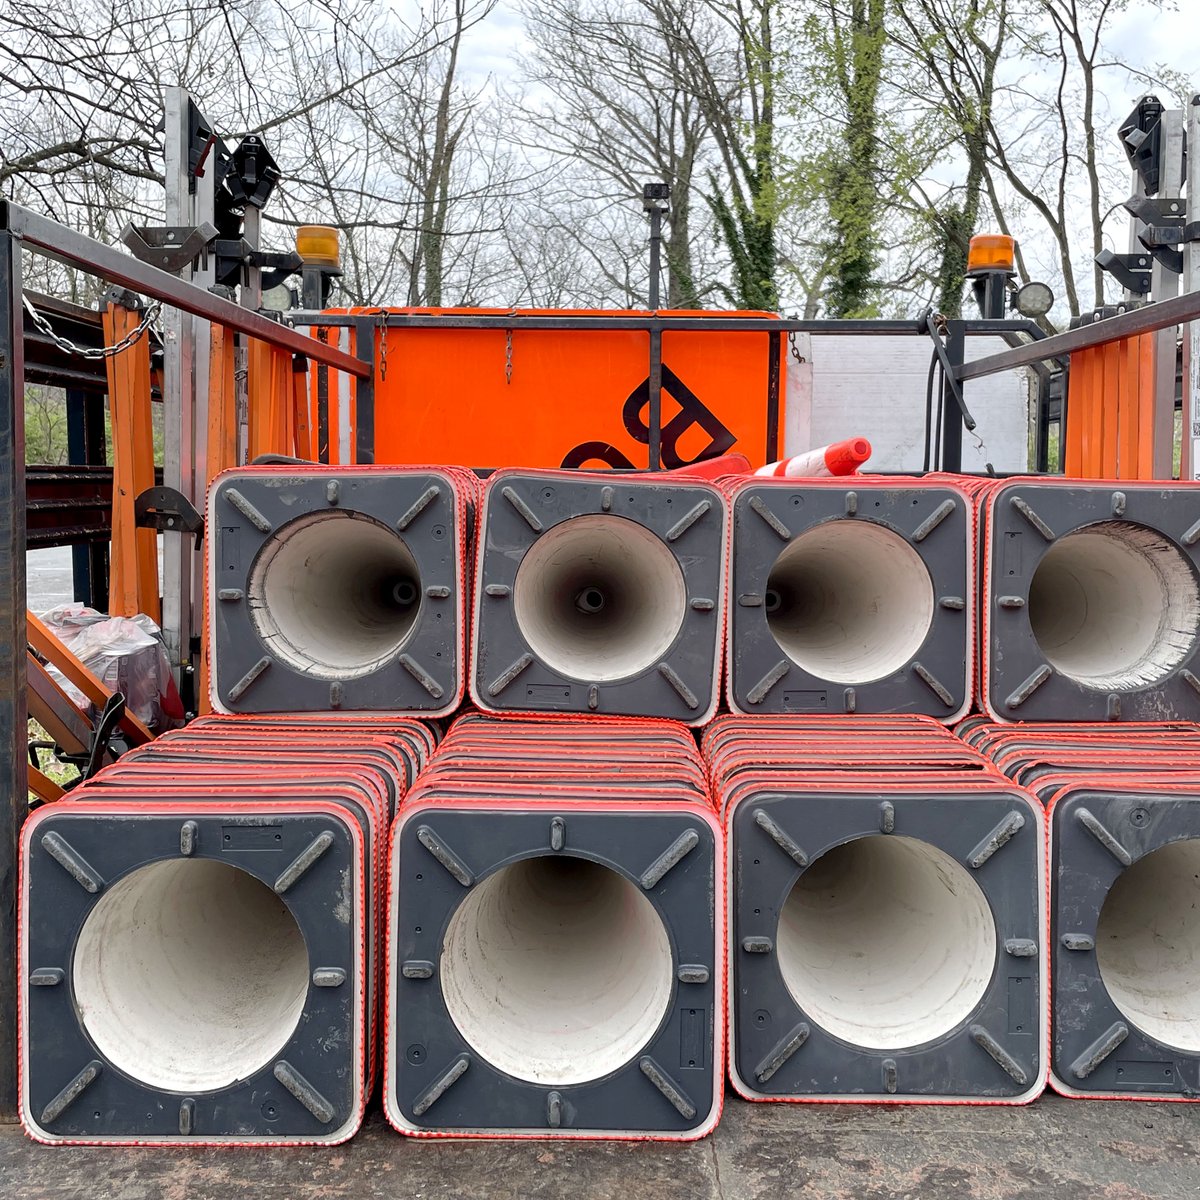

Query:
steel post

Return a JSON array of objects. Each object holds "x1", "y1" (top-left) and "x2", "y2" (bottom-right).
[
  {"x1": 1184, "y1": 95, "x2": 1200, "y2": 480},
  {"x1": 1151, "y1": 109, "x2": 1185, "y2": 478},
  {"x1": 161, "y1": 87, "x2": 196, "y2": 685},
  {"x1": 0, "y1": 231, "x2": 28, "y2": 1122},
  {"x1": 648, "y1": 205, "x2": 662, "y2": 310}
]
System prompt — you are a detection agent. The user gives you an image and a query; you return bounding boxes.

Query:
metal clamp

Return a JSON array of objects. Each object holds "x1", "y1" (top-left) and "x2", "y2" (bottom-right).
[
  {"x1": 121, "y1": 223, "x2": 218, "y2": 274},
  {"x1": 135, "y1": 486, "x2": 204, "y2": 546},
  {"x1": 1094, "y1": 249, "x2": 1152, "y2": 295}
]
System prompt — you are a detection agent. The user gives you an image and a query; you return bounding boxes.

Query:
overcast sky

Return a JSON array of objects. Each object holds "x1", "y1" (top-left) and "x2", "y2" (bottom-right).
[
  {"x1": 460, "y1": 3, "x2": 1200, "y2": 95},
  {"x1": 1107, "y1": 4, "x2": 1200, "y2": 75}
]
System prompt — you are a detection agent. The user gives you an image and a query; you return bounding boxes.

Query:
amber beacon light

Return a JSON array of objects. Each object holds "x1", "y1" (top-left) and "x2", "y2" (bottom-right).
[
  {"x1": 966, "y1": 234, "x2": 1016, "y2": 275},
  {"x1": 296, "y1": 224, "x2": 341, "y2": 269}
]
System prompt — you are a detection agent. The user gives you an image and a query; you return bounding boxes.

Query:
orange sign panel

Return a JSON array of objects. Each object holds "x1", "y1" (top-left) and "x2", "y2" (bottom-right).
[{"x1": 306, "y1": 309, "x2": 787, "y2": 470}]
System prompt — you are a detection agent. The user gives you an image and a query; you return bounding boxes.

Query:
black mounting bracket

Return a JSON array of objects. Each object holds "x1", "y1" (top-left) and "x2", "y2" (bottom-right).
[
  {"x1": 1126, "y1": 195, "x2": 1188, "y2": 273},
  {"x1": 187, "y1": 98, "x2": 218, "y2": 190},
  {"x1": 121, "y1": 222, "x2": 218, "y2": 274},
  {"x1": 224, "y1": 135, "x2": 282, "y2": 210},
  {"x1": 212, "y1": 239, "x2": 303, "y2": 291},
  {"x1": 99, "y1": 286, "x2": 144, "y2": 312},
  {"x1": 1069, "y1": 301, "x2": 1150, "y2": 332},
  {"x1": 1119, "y1": 95, "x2": 1166, "y2": 195},
  {"x1": 1094, "y1": 249, "x2": 1152, "y2": 295},
  {"x1": 1125, "y1": 195, "x2": 1187, "y2": 226},
  {"x1": 135, "y1": 485, "x2": 204, "y2": 547}
]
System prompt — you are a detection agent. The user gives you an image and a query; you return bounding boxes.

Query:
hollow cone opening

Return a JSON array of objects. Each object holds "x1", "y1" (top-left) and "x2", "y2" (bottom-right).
[
  {"x1": 513, "y1": 515, "x2": 687, "y2": 682},
  {"x1": 73, "y1": 859, "x2": 310, "y2": 1092},
  {"x1": 777, "y1": 836, "x2": 996, "y2": 1050},
  {"x1": 440, "y1": 856, "x2": 674, "y2": 1085},
  {"x1": 1027, "y1": 522, "x2": 1199, "y2": 690},
  {"x1": 1097, "y1": 838, "x2": 1200, "y2": 1053},
  {"x1": 247, "y1": 510, "x2": 421, "y2": 680},
  {"x1": 766, "y1": 521, "x2": 935, "y2": 684}
]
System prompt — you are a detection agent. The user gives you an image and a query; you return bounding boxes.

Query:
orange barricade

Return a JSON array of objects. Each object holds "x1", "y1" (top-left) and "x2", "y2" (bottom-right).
[
  {"x1": 291, "y1": 355, "x2": 313, "y2": 461},
  {"x1": 1065, "y1": 332, "x2": 1159, "y2": 478}
]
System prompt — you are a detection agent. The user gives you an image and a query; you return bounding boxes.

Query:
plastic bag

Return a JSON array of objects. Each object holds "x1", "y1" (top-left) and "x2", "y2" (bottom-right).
[{"x1": 39, "y1": 605, "x2": 185, "y2": 732}]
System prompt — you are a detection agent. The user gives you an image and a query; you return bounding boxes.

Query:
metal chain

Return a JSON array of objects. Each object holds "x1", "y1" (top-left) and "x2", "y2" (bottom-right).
[
  {"x1": 788, "y1": 330, "x2": 806, "y2": 364},
  {"x1": 23, "y1": 294, "x2": 161, "y2": 359},
  {"x1": 503, "y1": 307, "x2": 518, "y2": 385},
  {"x1": 376, "y1": 310, "x2": 388, "y2": 382}
]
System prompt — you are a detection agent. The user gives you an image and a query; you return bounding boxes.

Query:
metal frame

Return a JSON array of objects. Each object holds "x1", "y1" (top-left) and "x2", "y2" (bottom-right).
[
  {"x1": 161, "y1": 86, "x2": 206, "y2": 705},
  {"x1": 1149, "y1": 110, "x2": 1185, "y2": 479},
  {"x1": 0, "y1": 229, "x2": 27, "y2": 1123},
  {"x1": 5, "y1": 208, "x2": 365, "y2": 376},
  {"x1": 0, "y1": 201, "x2": 367, "y2": 1123},
  {"x1": 1184, "y1": 94, "x2": 1200, "y2": 481},
  {"x1": 290, "y1": 310, "x2": 1046, "y2": 472},
  {"x1": 959, "y1": 289, "x2": 1200, "y2": 381}
]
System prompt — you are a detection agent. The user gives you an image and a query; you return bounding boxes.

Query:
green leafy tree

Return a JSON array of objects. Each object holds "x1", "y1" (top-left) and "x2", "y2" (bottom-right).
[
  {"x1": 24, "y1": 387, "x2": 69, "y2": 465},
  {"x1": 678, "y1": 0, "x2": 784, "y2": 309},
  {"x1": 816, "y1": 0, "x2": 888, "y2": 317}
]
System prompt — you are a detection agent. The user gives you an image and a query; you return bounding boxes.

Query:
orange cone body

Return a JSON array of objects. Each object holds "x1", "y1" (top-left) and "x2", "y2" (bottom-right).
[{"x1": 755, "y1": 437, "x2": 871, "y2": 478}]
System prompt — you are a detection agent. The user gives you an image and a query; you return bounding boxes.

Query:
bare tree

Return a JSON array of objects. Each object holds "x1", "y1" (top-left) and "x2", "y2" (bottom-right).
[
  {"x1": 518, "y1": 0, "x2": 716, "y2": 307},
  {"x1": 675, "y1": 0, "x2": 784, "y2": 309},
  {"x1": 1, "y1": 0, "x2": 524, "y2": 306},
  {"x1": 2, "y1": 0, "x2": 1186, "y2": 324},
  {"x1": 809, "y1": 0, "x2": 889, "y2": 316}
]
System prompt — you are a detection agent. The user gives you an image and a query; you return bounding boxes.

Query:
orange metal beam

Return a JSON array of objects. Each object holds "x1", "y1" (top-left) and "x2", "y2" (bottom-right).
[
  {"x1": 1065, "y1": 348, "x2": 1088, "y2": 474},
  {"x1": 272, "y1": 348, "x2": 289, "y2": 456},
  {"x1": 1100, "y1": 339, "x2": 1120, "y2": 478},
  {"x1": 247, "y1": 338, "x2": 270, "y2": 461},
  {"x1": 102, "y1": 303, "x2": 160, "y2": 623},
  {"x1": 205, "y1": 322, "x2": 238, "y2": 488},
  {"x1": 292, "y1": 356, "x2": 312, "y2": 460},
  {"x1": 1136, "y1": 332, "x2": 1158, "y2": 479},
  {"x1": 1116, "y1": 334, "x2": 1140, "y2": 478},
  {"x1": 28, "y1": 765, "x2": 65, "y2": 804}
]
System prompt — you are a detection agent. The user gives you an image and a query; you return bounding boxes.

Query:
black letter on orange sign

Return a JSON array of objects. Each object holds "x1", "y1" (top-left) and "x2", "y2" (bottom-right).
[
  {"x1": 622, "y1": 366, "x2": 735, "y2": 469},
  {"x1": 560, "y1": 441, "x2": 637, "y2": 470}
]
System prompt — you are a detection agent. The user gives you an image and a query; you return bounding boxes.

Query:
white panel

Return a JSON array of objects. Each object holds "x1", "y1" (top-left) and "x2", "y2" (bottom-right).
[
  {"x1": 782, "y1": 334, "x2": 813, "y2": 461},
  {"x1": 806, "y1": 335, "x2": 1032, "y2": 473}
]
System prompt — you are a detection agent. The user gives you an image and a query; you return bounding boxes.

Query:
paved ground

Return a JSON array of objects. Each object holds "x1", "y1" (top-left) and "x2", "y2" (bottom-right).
[
  {"x1": 26, "y1": 546, "x2": 76, "y2": 614},
  {"x1": 3, "y1": 1094, "x2": 1199, "y2": 1199}
]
